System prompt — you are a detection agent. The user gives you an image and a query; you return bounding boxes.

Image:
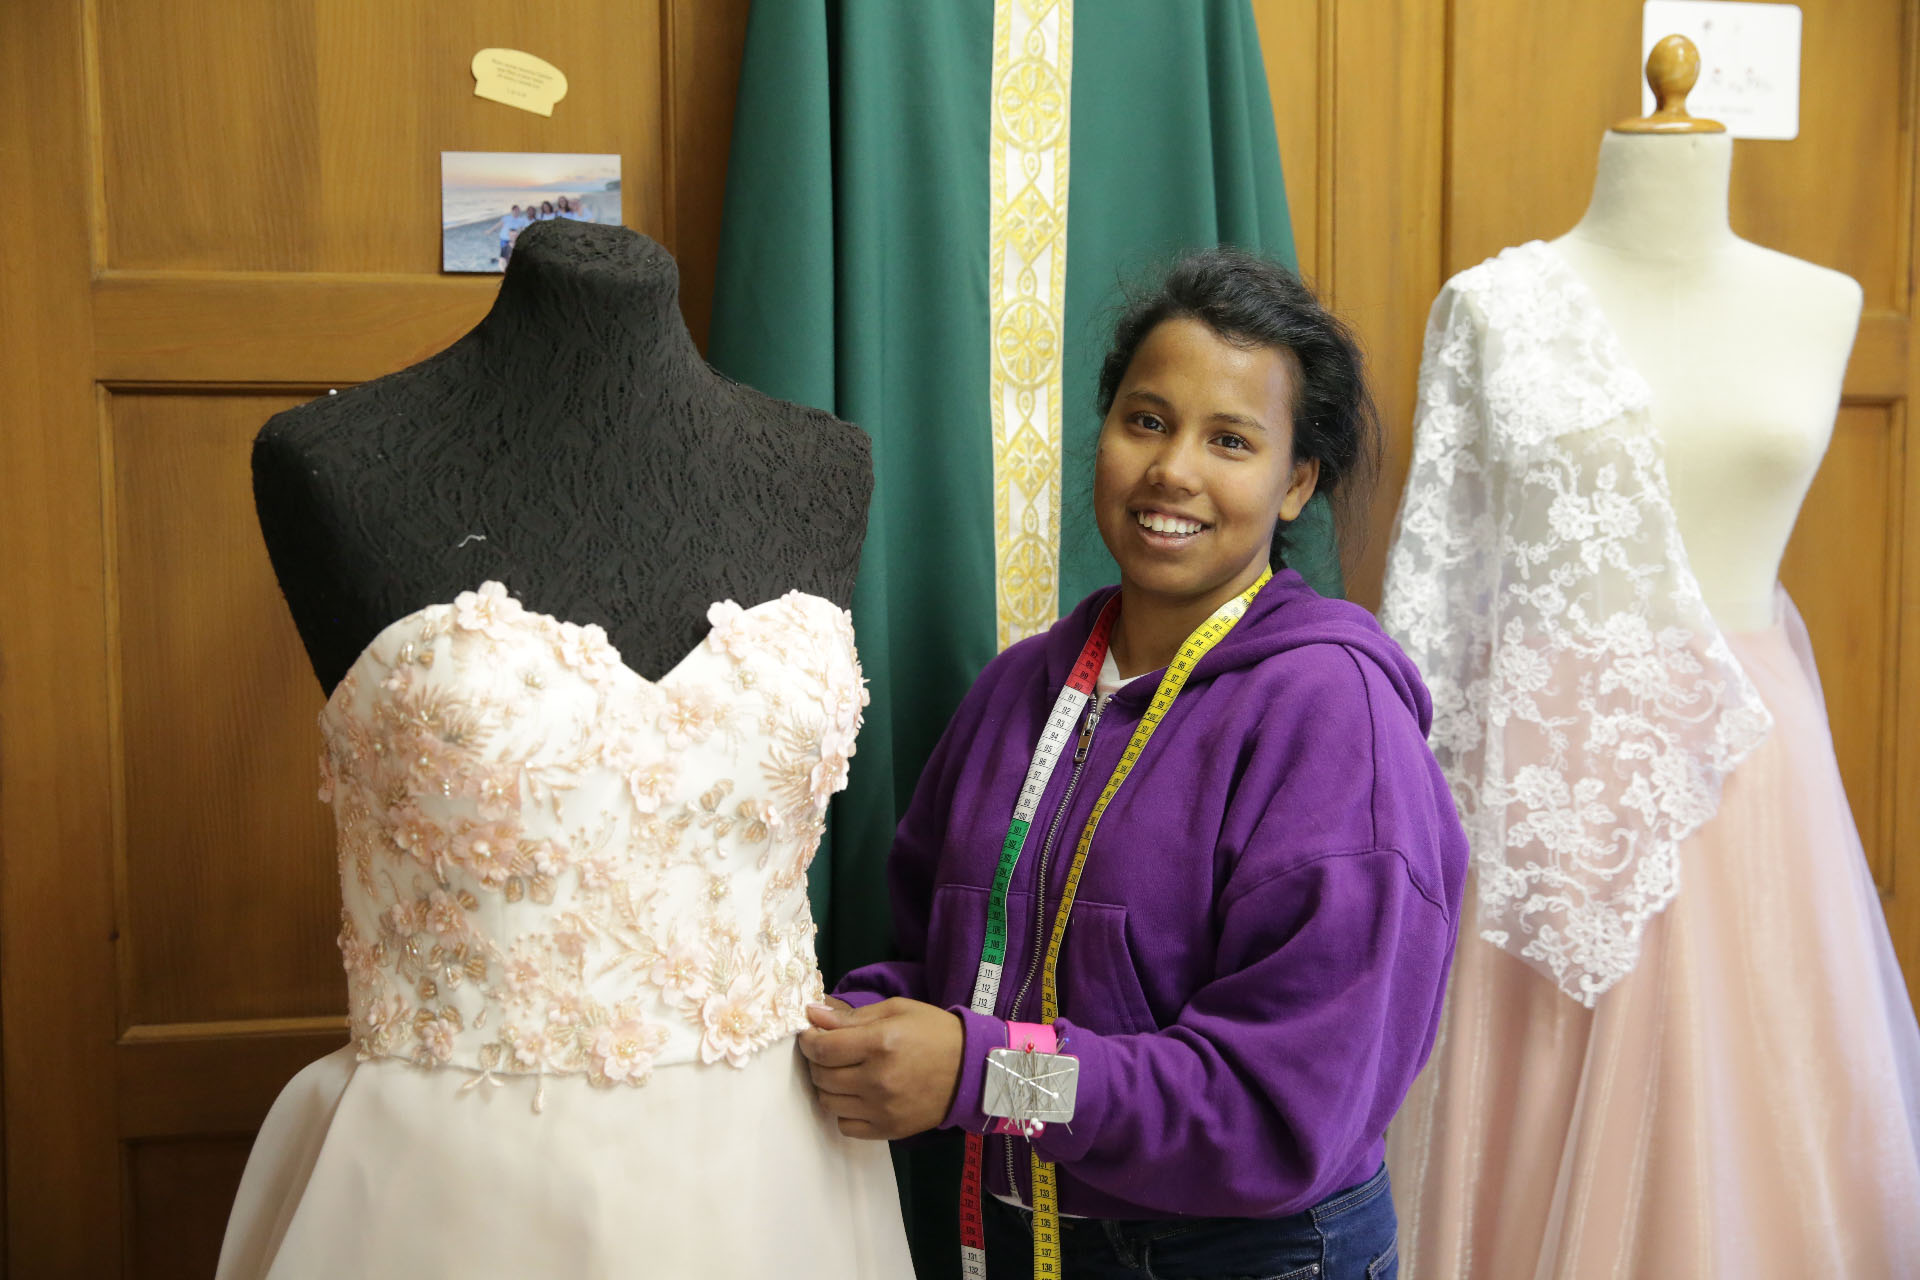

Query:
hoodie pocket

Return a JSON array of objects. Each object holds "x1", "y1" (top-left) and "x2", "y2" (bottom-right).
[
  {"x1": 927, "y1": 882, "x2": 993, "y2": 1009},
  {"x1": 1055, "y1": 900, "x2": 1160, "y2": 1036},
  {"x1": 929, "y1": 885, "x2": 1160, "y2": 1035}
]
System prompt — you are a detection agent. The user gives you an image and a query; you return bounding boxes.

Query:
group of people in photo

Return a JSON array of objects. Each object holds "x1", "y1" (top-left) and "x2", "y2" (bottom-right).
[{"x1": 495, "y1": 195, "x2": 595, "y2": 264}]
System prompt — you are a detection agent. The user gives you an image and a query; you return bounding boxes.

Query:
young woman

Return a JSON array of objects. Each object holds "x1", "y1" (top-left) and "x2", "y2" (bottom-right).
[{"x1": 800, "y1": 248, "x2": 1469, "y2": 1279}]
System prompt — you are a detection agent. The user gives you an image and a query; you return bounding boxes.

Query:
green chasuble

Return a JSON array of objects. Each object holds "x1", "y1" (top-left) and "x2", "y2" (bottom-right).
[{"x1": 709, "y1": 6, "x2": 1334, "y2": 1267}]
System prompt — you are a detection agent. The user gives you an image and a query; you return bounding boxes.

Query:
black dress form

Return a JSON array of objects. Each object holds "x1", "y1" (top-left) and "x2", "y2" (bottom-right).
[{"x1": 254, "y1": 221, "x2": 872, "y2": 692}]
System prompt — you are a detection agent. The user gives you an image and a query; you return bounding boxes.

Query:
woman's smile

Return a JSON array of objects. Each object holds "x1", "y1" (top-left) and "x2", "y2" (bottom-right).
[{"x1": 1130, "y1": 506, "x2": 1211, "y2": 546}]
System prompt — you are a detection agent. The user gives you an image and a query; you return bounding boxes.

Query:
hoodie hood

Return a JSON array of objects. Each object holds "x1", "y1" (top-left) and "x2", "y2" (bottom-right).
[{"x1": 1040, "y1": 570, "x2": 1434, "y2": 734}]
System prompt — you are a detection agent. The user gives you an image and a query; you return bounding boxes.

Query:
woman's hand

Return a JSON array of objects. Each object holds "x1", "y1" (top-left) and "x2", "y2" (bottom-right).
[{"x1": 798, "y1": 997, "x2": 964, "y2": 1140}]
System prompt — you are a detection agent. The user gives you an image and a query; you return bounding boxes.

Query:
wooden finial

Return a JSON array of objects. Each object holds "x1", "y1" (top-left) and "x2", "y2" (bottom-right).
[{"x1": 1614, "y1": 33, "x2": 1726, "y2": 134}]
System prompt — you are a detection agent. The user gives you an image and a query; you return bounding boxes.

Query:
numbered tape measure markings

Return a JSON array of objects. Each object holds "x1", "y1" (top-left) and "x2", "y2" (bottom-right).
[{"x1": 1025, "y1": 571, "x2": 1269, "y2": 1277}]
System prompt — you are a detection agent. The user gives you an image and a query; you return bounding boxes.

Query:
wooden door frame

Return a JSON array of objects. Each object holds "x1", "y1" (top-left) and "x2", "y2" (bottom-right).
[{"x1": 2, "y1": 0, "x2": 121, "y2": 1271}]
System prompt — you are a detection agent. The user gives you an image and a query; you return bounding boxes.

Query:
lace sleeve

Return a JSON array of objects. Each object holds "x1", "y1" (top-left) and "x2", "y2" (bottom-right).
[{"x1": 1382, "y1": 262, "x2": 1772, "y2": 1005}]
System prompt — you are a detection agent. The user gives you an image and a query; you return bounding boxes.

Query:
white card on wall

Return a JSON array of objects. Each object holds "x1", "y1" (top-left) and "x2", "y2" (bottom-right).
[{"x1": 1642, "y1": 2, "x2": 1802, "y2": 140}]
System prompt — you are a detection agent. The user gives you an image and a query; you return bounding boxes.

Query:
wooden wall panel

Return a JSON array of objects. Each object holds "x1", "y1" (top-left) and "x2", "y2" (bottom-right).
[
  {"x1": 123, "y1": 1138, "x2": 253, "y2": 1280},
  {"x1": 1897, "y1": 324, "x2": 1920, "y2": 998},
  {"x1": 666, "y1": 0, "x2": 752, "y2": 351},
  {"x1": 117, "y1": 1025, "x2": 347, "y2": 1139},
  {"x1": 97, "y1": 0, "x2": 667, "y2": 272},
  {"x1": 93, "y1": 274, "x2": 499, "y2": 386},
  {"x1": 1731, "y1": 5, "x2": 1905, "y2": 310},
  {"x1": 1780, "y1": 405, "x2": 1900, "y2": 883},
  {"x1": 1, "y1": 0, "x2": 122, "y2": 1271},
  {"x1": 1443, "y1": 7, "x2": 1641, "y2": 276},
  {"x1": 1327, "y1": 0, "x2": 1447, "y2": 607},
  {"x1": 1252, "y1": 0, "x2": 1326, "y2": 286},
  {"x1": 1260, "y1": 0, "x2": 1446, "y2": 606},
  {"x1": 110, "y1": 392, "x2": 337, "y2": 1028}
]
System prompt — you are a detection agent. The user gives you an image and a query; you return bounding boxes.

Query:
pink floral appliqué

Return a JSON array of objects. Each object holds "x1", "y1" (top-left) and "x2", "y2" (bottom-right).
[
  {"x1": 589, "y1": 1016, "x2": 671, "y2": 1086},
  {"x1": 705, "y1": 600, "x2": 760, "y2": 663},
  {"x1": 453, "y1": 580, "x2": 525, "y2": 640},
  {"x1": 700, "y1": 970, "x2": 772, "y2": 1068},
  {"x1": 554, "y1": 620, "x2": 622, "y2": 681}
]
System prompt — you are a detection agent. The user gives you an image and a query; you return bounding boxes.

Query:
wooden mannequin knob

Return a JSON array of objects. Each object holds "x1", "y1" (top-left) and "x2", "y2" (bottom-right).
[{"x1": 1614, "y1": 34, "x2": 1726, "y2": 134}]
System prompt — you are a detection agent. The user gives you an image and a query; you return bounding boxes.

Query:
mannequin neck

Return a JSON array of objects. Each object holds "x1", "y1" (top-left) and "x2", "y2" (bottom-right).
[
  {"x1": 1565, "y1": 132, "x2": 1736, "y2": 263},
  {"x1": 475, "y1": 220, "x2": 710, "y2": 392}
]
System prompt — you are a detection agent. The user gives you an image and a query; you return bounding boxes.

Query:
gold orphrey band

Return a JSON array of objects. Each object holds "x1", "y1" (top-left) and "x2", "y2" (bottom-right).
[{"x1": 989, "y1": 0, "x2": 1074, "y2": 650}]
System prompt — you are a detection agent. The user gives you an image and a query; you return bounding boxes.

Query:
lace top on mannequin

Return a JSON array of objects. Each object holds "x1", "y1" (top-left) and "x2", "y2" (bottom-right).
[{"x1": 254, "y1": 220, "x2": 872, "y2": 691}]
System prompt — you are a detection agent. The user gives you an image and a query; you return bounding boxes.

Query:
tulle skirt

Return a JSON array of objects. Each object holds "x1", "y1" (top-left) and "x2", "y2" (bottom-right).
[
  {"x1": 1387, "y1": 594, "x2": 1920, "y2": 1279},
  {"x1": 216, "y1": 1037, "x2": 912, "y2": 1279}
]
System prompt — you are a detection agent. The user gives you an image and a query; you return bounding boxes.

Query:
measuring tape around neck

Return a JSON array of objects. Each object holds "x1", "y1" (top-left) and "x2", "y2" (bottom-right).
[{"x1": 957, "y1": 568, "x2": 1271, "y2": 1280}]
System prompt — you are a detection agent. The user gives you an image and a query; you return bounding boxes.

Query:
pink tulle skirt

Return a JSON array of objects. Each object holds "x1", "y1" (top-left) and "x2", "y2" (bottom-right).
[{"x1": 1387, "y1": 594, "x2": 1920, "y2": 1279}]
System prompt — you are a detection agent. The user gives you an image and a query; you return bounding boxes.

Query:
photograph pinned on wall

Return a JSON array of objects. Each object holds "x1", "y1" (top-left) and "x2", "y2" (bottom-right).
[{"x1": 441, "y1": 151, "x2": 622, "y2": 273}]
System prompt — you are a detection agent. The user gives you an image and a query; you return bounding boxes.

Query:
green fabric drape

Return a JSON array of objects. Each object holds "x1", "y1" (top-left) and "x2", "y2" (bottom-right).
[{"x1": 710, "y1": 1, "x2": 998, "y2": 987}]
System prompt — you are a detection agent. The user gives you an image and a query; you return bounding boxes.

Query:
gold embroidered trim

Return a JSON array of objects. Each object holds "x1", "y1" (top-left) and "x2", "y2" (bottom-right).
[{"x1": 989, "y1": 0, "x2": 1073, "y2": 649}]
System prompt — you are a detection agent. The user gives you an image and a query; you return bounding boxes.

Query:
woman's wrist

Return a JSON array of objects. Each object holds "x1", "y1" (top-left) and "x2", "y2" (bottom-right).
[{"x1": 941, "y1": 1007, "x2": 1014, "y2": 1132}]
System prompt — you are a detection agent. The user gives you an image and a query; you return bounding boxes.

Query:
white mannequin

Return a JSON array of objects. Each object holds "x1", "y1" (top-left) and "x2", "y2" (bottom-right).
[{"x1": 1548, "y1": 131, "x2": 1861, "y2": 631}]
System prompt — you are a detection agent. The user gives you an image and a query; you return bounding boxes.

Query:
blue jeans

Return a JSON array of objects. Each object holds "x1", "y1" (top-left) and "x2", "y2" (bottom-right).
[{"x1": 982, "y1": 1163, "x2": 1397, "y2": 1280}]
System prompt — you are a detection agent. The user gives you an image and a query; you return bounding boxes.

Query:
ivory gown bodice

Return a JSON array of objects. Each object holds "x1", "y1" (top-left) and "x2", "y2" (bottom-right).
[{"x1": 317, "y1": 581, "x2": 867, "y2": 1089}]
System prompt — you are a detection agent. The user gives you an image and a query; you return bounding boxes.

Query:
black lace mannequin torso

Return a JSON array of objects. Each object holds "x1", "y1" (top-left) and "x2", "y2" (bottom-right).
[{"x1": 254, "y1": 220, "x2": 872, "y2": 692}]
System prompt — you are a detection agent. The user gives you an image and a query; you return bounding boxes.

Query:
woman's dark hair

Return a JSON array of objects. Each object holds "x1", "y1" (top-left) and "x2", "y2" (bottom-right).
[{"x1": 1096, "y1": 246, "x2": 1380, "y2": 566}]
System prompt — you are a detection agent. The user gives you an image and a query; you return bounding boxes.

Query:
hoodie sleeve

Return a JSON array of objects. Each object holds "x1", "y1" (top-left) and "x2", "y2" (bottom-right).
[{"x1": 940, "y1": 848, "x2": 1454, "y2": 1216}]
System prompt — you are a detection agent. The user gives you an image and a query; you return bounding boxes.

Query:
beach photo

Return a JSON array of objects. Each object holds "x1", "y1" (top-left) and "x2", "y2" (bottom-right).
[{"x1": 441, "y1": 150, "x2": 622, "y2": 273}]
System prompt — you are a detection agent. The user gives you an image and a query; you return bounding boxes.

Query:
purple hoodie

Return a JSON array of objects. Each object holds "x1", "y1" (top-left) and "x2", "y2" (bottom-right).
[{"x1": 836, "y1": 570, "x2": 1468, "y2": 1219}]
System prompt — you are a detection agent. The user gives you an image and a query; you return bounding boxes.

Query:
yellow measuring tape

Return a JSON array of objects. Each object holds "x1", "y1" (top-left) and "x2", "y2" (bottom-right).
[{"x1": 1028, "y1": 567, "x2": 1269, "y2": 1278}]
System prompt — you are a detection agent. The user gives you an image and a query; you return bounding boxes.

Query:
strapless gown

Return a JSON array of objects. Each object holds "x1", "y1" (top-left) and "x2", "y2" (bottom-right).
[{"x1": 216, "y1": 583, "x2": 911, "y2": 1278}]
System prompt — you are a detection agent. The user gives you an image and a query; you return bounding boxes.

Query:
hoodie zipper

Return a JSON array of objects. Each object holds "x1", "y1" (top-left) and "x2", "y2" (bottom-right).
[{"x1": 1002, "y1": 693, "x2": 1105, "y2": 1202}]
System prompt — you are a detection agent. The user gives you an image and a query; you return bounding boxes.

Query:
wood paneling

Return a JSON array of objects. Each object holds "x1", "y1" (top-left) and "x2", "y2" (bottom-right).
[
  {"x1": 1780, "y1": 405, "x2": 1900, "y2": 883},
  {"x1": 1443, "y1": 7, "x2": 1641, "y2": 276},
  {"x1": 1890, "y1": 0, "x2": 1920, "y2": 1001},
  {"x1": 665, "y1": 0, "x2": 752, "y2": 351},
  {"x1": 111, "y1": 392, "x2": 338, "y2": 1027},
  {"x1": 1731, "y1": 5, "x2": 1906, "y2": 310},
  {"x1": 1, "y1": 0, "x2": 121, "y2": 1272},
  {"x1": 1259, "y1": 0, "x2": 1447, "y2": 602},
  {"x1": 1327, "y1": 0, "x2": 1447, "y2": 605},
  {"x1": 97, "y1": 0, "x2": 667, "y2": 272},
  {"x1": 1898, "y1": 321, "x2": 1920, "y2": 987},
  {"x1": 118, "y1": 1022, "x2": 347, "y2": 1138},
  {"x1": 94, "y1": 273, "x2": 498, "y2": 385},
  {"x1": 1253, "y1": 0, "x2": 1326, "y2": 285},
  {"x1": 1847, "y1": 311, "x2": 1910, "y2": 401},
  {"x1": 124, "y1": 1138, "x2": 255, "y2": 1280}
]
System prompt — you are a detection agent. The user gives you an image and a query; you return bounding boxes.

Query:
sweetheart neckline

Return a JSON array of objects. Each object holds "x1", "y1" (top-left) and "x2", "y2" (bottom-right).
[{"x1": 324, "y1": 585, "x2": 844, "y2": 716}]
